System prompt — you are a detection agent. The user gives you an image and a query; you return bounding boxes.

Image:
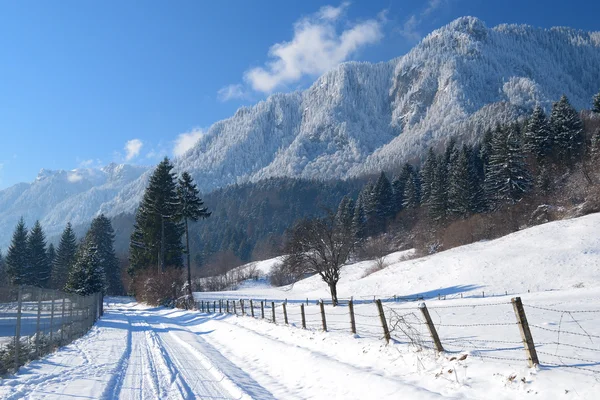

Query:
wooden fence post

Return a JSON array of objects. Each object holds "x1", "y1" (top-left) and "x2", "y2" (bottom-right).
[
  {"x1": 60, "y1": 296, "x2": 66, "y2": 345},
  {"x1": 271, "y1": 302, "x2": 276, "y2": 323},
  {"x1": 49, "y1": 290, "x2": 56, "y2": 346},
  {"x1": 241, "y1": 300, "x2": 245, "y2": 316},
  {"x1": 213, "y1": 301, "x2": 216, "y2": 314},
  {"x1": 233, "y1": 300, "x2": 237, "y2": 315},
  {"x1": 300, "y1": 304, "x2": 306, "y2": 329},
  {"x1": 348, "y1": 299, "x2": 357, "y2": 335},
  {"x1": 282, "y1": 303, "x2": 288, "y2": 325},
  {"x1": 375, "y1": 299, "x2": 391, "y2": 344},
  {"x1": 14, "y1": 286, "x2": 23, "y2": 371},
  {"x1": 250, "y1": 300, "x2": 255, "y2": 318},
  {"x1": 419, "y1": 303, "x2": 444, "y2": 352},
  {"x1": 511, "y1": 297, "x2": 539, "y2": 367},
  {"x1": 201, "y1": 300, "x2": 204, "y2": 312},
  {"x1": 261, "y1": 301, "x2": 265, "y2": 319},
  {"x1": 36, "y1": 288, "x2": 42, "y2": 357},
  {"x1": 219, "y1": 300, "x2": 222, "y2": 313},
  {"x1": 226, "y1": 300, "x2": 230, "y2": 313},
  {"x1": 319, "y1": 301, "x2": 327, "y2": 332}
]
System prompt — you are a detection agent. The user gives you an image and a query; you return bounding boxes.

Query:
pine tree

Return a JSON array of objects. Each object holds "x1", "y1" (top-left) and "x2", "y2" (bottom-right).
[
  {"x1": 485, "y1": 124, "x2": 532, "y2": 205},
  {"x1": 402, "y1": 169, "x2": 421, "y2": 209},
  {"x1": 177, "y1": 172, "x2": 210, "y2": 300},
  {"x1": 448, "y1": 146, "x2": 472, "y2": 217},
  {"x1": 65, "y1": 238, "x2": 106, "y2": 296},
  {"x1": 351, "y1": 197, "x2": 366, "y2": 239},
  {"x1": 0, "y1": 250, "x2": 7, "y2": 286},
  {"x1": 593, "y1": 90, "x2": 600, "y2": 114},
  {"x1": 392, "y1": 163, "x2": 413, "y2": 214},
  {"x1": 420, "y1": 147, "x2": 437, "y2": 205},
  {"x1": 524, "y1": 104, "x2": 552, "y2": 163},
  {"x1": 479, "y1": 128, "x2": 493, "y2": 167},
  {"x1": 6, "y1": 218, "x2": 30, "y2": 285},
  {"x1": 372, "y1": 172, "x2": 393, "y2": 221},
  {"x1": 428, "y1": 156, "x2": 449, "y2": 221},
  {"x1": 52, "y1": 223, "x2": 78, "y2": 290},
  {"x1": 336, "y1": 196, "x2": 355, "y2": 230},
  {"x1": 27, "y1": 221, "x2": 50, "y2": 287},
  {"x1": 47, "y1": 243, "x2": 56, "y2": 268},
  {"x1": 130, "y1": 157, "x2": 184, "y2": 274},
  {"x1": 87, "y1": 215, "x2": 120, "y2": 295},
  {"x1": 550, "y1": 95, "x2": 584, "y2": 166}
]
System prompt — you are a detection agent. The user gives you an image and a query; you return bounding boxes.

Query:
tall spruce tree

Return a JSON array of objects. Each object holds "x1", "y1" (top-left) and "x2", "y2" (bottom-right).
[
  {"x1": 593, "y1": 90, "x2": 600, "y2": 114},
  {"x1": 485, "y1": 124, "x2": 532, "y2": 205},
  {"x1": 6, "y1": 218, "x2": 30, "y2": 285},
  {"x1": 28, "y1": 221, "x2": 50, "y2": 287},
  {"x1": 448, "y1": 146, "x2": 472, "y2": 217},
  {"x1": 351, "y1": 197, "x2": 366, "y2": 239},
  {"x1": 87, "y1": 215, "x2": 121, "y2": 295},
  {"x1": 420, "y1": 147, "x2": 437, "y2": 205},
  {"x1": 428, "y1": 156, "x2": 449, "y2": 221},
  {"x1": 0, "y1": 250, "x2": 7, "y2": 286},
  {"x1": 372, "y1": 172, "x2": 394, "y2": 221},
  {"x1": 524, "y1": 104, "x2": 552, "y2": 163},
  {"x1": 130, "y1": 157, "x2": 184, "y2": 274},
  {"x1": 65, "y1": 238, "x2": 106, "y2": 295},
  {"x1": 177, "y1": 172, "x2": 210, "y2": 300},
  {"x1": 52, "y1": 223, "x2": 78, "y2": 290},
  {"x1": 402, "y1": 169, "x2": 421, "y2": 209},
  {"x1": 479, "y1": 128, "x2": 493, "y2": 167},
  {"x1": 47, "y1": 243, "x2": 56, "y2": 269},
  {"x1": 550, "y1": 95, "x2": 584, "y2": 166},
  {"x1": 392, "y1": 163, "x2": 414, "y2": 214}
]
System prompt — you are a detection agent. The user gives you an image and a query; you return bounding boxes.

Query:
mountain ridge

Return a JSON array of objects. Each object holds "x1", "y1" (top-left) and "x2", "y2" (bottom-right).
[{"x1": 1, "y1": 16, "x2": 599, "y2": 249}]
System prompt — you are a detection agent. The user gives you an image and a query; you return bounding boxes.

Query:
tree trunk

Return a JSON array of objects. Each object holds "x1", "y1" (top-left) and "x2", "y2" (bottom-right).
[
  {"x1": 329, "y1": 282, "x2": 338, "y2": 307},
  {"x1": 185, "y1": 218, "x2": 192, "y2": 308}
]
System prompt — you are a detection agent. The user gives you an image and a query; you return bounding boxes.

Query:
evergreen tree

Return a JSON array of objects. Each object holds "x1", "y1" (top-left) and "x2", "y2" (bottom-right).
[
  {"x1": 87, "y1": 215, "x2": 120, "y2": 295},
  {"x1": 372, "y1": 172, "x2": 393, "y2": 221},
  {"x1": 27, "y1": 221, "x2": 50, "y2": 287},
  {"x1": 479, "y1": 128, "x2": 493, "y2": 167},
  {"x1": 392, "y1": 164, "x2": 413, "y2": 214},
  {"x1": 593, "y1": 90, "x2": 600, "y2": 114},
  {"x1": 420, "y1": 147, "x2": 437, "y2": 205},
  {"x1": 428, "y1": 157, "x2": 449, "y2": 221},
  {"x1": 177, "y1": 171, "x2": 210, "y2": 300},
  {"x1": 351, "y1": 197, "x2": 366, "y2": 239},
  {"x1": 65, "y1": 238, "x2": 106, "y2": 295},
  {"x1": 130, "y1": 157, "x2": 184, "y2": 274},
  {"x1": 336, "y1": 196, "x2": 355, "y2": 231},
  {"x1": 402, "y1": 169, "x2": 421, "y2": 209},
  {"x1": 550, "y1": 95, "x2": 584, "y2": 166},
  {"x1": 0, "y1": 250, "x2": 7, "y2": 286},
  {"x1": 448, "y1": 146, "x2": 472, "y2": 217},
  {"x1": 46, "y1": 243, "x2": 56, "y2": 268},
  {"x1": 524, "y1": 104, "x2": 552, "y2": 163},
  {"x1": 5, "y1": 218, "x2": 30, "y2": 285},
  {"x1": 52, "y1": 222, "x2": 78, "y2": 290},
  {"x1": 590, "y1": 129, "x2": 600, "y2": 164},
  {"x1": 485, "y1": 124, "x2": 532, "y2": 205}
]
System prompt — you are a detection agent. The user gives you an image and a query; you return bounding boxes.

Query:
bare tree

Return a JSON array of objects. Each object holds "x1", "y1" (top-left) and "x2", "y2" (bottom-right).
[{"x1": 283, "y1": 212, "x2": 358, "y2": 306}]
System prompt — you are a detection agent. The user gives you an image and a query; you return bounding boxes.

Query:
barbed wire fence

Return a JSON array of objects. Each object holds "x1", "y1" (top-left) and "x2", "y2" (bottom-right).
[
  {"x1": 194, "y1": 295, "x2": 600, "y2": 375},
  {"x1": 0, "y1": 285, "x2": 103, "y2": 376}
]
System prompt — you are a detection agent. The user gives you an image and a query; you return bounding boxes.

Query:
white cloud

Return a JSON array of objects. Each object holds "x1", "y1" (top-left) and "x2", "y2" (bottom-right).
[
  {"x1": 173, "y1": 129, "x2": 204, "y2": 157},
  {"x1": 317, "y1": 2, "x2": 349, "y2": 20},
  {"x1": 241, "y1": 3, "x2": 384, "y2": 93},
  {"x1": 67, "y1": 172, "x2": 83, "y2": 183},
  {"x1": 397, "y1": 0, "x2": 447, "y2": 42},
  {"x1": 217, "y1": 84, "x2": 248, "y2": 102},
  {"x1": 124, "y1": 139, "x2": 143, "y2": 161}
]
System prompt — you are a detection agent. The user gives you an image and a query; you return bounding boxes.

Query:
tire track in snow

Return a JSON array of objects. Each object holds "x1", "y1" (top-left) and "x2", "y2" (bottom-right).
[{"x1": 100, "y1": 312, "x2": 133, "y2": 400}]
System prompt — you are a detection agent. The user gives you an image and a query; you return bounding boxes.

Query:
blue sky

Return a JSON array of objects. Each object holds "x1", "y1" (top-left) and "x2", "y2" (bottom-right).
[{"x1": 0, "y1": 0, "x2": 598, "y2": 189}]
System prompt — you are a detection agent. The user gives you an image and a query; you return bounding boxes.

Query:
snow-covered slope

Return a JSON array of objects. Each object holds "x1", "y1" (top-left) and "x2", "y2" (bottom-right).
[
  {"x1": 198, "y1": 212, "x2": 600, "y2": 301},
  {"x1": 1, "y1": 17, "x2": 599, "y2": 248}
]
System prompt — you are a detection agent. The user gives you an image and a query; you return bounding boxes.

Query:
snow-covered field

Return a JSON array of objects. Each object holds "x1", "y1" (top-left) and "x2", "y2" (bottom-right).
[{"x1": 2, "y1": 213, "x2": 600, "y2": 399}]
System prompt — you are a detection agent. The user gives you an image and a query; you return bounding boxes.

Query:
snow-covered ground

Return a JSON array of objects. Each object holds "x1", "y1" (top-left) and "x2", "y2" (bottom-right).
[{"x1": 2, "y1": 213, "x2": 600, "y2": 399}]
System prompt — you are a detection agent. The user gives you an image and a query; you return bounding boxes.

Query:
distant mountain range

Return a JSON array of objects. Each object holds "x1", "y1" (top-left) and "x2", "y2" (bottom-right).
[{"x1": 1, "y1": 16, "x2": 599, "y2": 249}]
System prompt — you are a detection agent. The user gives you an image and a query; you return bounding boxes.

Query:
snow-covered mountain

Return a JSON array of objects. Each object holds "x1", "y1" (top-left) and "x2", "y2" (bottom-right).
[
  {"x1": 0, "y1": 164, "x2": 148, "y2": 248},
  {"x1": 1, "y1": 17, "x2": 599, "y2": 249}
]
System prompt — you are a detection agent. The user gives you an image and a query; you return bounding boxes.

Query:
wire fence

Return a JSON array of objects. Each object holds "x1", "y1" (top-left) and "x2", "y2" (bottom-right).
[
  {"x1": 193, "y1": 295, "x2": 600, "y2": 375},
  {"x1": 0, "y1": 285, "x2": 103, "y2": 376}
]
